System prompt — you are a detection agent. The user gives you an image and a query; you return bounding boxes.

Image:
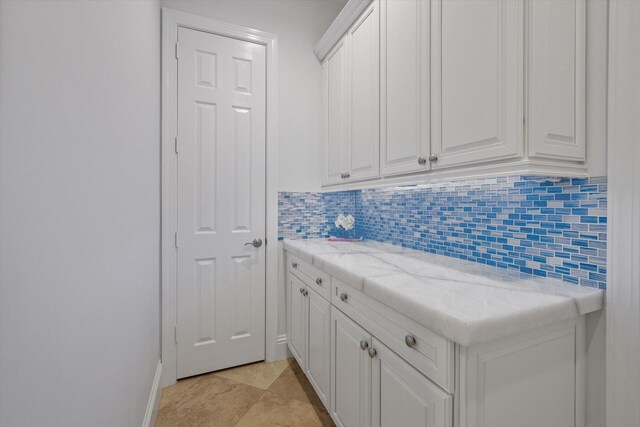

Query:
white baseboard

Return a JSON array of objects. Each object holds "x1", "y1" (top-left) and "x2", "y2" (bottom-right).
[
  {"x1": 142, "y1": 360, "x2": 163, "y2": 427},
  {"x1": 273, "y1": 334, "x2": 289, "y2": 361}
]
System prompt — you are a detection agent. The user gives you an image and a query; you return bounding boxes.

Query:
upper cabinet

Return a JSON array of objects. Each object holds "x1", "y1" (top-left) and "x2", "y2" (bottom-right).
[
  {"x1": 528, "y1": 0, "x2": 586, "y2": 161},
  {"x1": 316, "y1": 0, "x2": 588, "y2": 188},
  {"x1": 380, "y1": 0, "x2": 430, "y2": 177},
  {"x1": 322, "y1": 38, "x2": 348, "y2": 186},
  {"x1": 430, "y1": 0, "x2": 523, "y2": 169},
  {"x1": 322, "y1": 0, "x2": 379, "y2": 186}
]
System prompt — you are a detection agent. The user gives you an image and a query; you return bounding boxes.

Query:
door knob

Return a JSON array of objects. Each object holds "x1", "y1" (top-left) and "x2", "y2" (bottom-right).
[
  {"x1": 360, "y1": 340, "x2": 369, "y2": 351},
  {"x1": 244, "y1": 238, "x2": 263, "y2": 248},
  {"x1": 418, "y1": 156, "x2": 427, "y2": 165},
  {"x1": 368, "y1": 347, "x2": 377, "y2": 358}
]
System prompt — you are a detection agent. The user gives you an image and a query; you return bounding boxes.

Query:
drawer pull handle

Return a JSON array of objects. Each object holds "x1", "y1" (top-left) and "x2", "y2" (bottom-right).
[
  {"x1": 316, "y1": 277, "x2": 323, "y2": 285},
  {"x1": 360, "y1": 340, "x2": 369, "y2": 351},
  {"x1": 368, "y1": 347, "x2": 377, "y2": 358},
  {"x1": 340, "y1": 292, "x2": 348, "y2": 302},
  {"x1": 405, "y1": 335, "x2": 417, "y2": 348},
  {"x1": 291, "y1": 261, "x2": 298, "y2": 269}
]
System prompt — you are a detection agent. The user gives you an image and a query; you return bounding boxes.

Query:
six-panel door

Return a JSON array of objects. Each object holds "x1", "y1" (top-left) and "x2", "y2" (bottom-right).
[
  {"x1": 176, "y1": 27, "x2": 266, "y2": 379},
  {"x1": 331, "y1": 307, "x2": 372, "y2": 427},
  {"x1": 306, "y1": 287, "x2": 332, "y2": 407},
  {"x1": 371, "y1": 339, "x2": 453, "y2": 427}
]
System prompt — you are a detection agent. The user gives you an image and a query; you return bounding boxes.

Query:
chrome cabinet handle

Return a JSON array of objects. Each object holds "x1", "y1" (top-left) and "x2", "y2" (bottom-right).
[
  {"x1": 405, "y1": 335, "x2": 417, "y2": 348},
  {"x1": 315, "y1": 277, "x2": 323, "y2": 285},
  {"x1": 244, "y1": 238, "x2": 263, "y2": 248},
  {"x1": 418, "y1": 156, "x2": 427, "y2": 165},
  {"x1": 340, "y1": 292, "x2": 348, "y2": 302},
  {"x1": 429, "y1": 154, "x2": 438, "y2": 162},
  {"x1": 291, "y1": 261, "x2": 298, "y2": 269},
  {"x1": 360, "y1": 340, "x2": 369, "y2": 351},
  {"x1": 368, "y1": 347, "x2": 377, "y2": 358}
]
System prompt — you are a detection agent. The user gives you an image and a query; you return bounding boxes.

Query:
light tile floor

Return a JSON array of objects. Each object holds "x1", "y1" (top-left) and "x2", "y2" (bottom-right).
[{"x1": 156, "y1": 358, "x2": 335, "y2": 427}]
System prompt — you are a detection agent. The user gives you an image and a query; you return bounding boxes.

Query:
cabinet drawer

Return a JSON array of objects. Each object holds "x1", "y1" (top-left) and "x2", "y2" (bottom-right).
[
  {"x1": 288, "y1": 254, "x2": 331, "y2": 301},
  {"x1": 332, "y1": 278, "x2": 454, "y2": 393}
]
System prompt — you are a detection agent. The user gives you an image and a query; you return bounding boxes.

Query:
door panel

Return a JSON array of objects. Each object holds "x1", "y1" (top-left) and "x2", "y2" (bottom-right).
[
  {"x1": 331, "y1": 307, "x2": 372, "y2": 427},
  {"x1": 431, "y1": 0, "x2": 523, "y2": 169},
  {"x1": 528, "y1": 0, "x2": 586, "y2": 161},
  {"x1": 348, "y1": 1, "x2": 380, "y2": 181},
  {"x1": 380, "y1": 0, "x2": 430, "y2": 177},
  {"x1": 372, "y1": 339, "x2": 452, "y2": 427},
  {"x1": 176, "y1": 27, "x2": 266, "y2": 378},
  {"x1": 288, "y1": 274, "x2": 307, "y2": 369},
  {"x1": 307, "y1": 288, "x2": 331, "y2": 407},
  {"x1": 323, "y1": 39, "x2": 348, "y2": 185}
]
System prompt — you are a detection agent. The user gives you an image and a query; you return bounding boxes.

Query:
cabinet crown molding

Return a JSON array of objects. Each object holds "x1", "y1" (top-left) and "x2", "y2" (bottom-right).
[{"x1": 314, "y1": 0, "x2": 373, "y2": 61}]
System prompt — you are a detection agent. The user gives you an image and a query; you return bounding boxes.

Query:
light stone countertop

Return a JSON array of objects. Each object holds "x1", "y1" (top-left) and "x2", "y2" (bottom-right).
[{"x1": 283, "y1": 239, "x2": 604, "y2": 346}]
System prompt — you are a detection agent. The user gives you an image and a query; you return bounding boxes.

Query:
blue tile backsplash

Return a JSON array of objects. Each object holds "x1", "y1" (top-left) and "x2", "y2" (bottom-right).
[{"x1": 278, "y1": 175, "x2": 607, "y2": 289}]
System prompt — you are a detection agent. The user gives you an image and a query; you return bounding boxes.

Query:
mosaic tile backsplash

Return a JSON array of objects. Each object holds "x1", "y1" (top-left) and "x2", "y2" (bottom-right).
[{"x1": 278, "y1": 175, "x2": 607, "y2": 289}]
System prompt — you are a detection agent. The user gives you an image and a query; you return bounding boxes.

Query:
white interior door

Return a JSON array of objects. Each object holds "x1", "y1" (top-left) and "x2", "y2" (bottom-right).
[{"x1": 176, "y1": 27, "x2": 266, "y2": 379}]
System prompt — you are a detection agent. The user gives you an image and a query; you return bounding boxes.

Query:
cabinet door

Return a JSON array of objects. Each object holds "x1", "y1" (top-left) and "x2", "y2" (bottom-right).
[
  {"x1": 347, "y1": 0, "x2": 380, "y2": 182},
  {"x1": 322, "y1": 38, "x2": 348, "y2": 186},
  {"x1": 430, "y1": 0, "x2": 523, "y2": 169},
  {"x1": 287, "y1": 274, "x2": 307, "y2": 369},
  {"x1": 306, "y1": 288, "x2": 331, "y2": 407},
  {"x1": 528, "y1": 0, "x2": 586, "y2": 161},
  {"x1": 371, "y1": 339, "x2": 452, "y2": 427},
  {"x1": 331, "y1": 307, "x2": 372, "y2": 427},
  {"x1": 380, "y1": 0, "x2": 430, "y2": 177}
]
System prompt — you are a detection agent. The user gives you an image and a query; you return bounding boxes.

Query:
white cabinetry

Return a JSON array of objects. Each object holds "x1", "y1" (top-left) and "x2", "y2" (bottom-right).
[
  {"x1": 330, "y1": 307, "x2": 372, "y2": 427},
  {"x1": 527, "y1": 0, "x2": 586, "y2": 161},
  {"x1": 285, "y1": 248, "x2": 589, "y2": 427},
  {"x1": 307, "y1": 287, "x2": 331, "y2": 407},
  {"x1": 322, "y1": 39, "x2": 348, "y2": 186},
  {"x1": 372, "y1": 338, "x2": 452, "y2": 427},
  {"x1": 287, "y1": 273, "x2": 307, "y2": 368},
  {"x1": 380, "y1": 0, "x2": 430, "y2": 176},
  {"x1": 322, "y1": 0, "x2": 379, "y2": 185},
  {"x1": 316, "y1": 0, "x2": 589, "y2": 188},
  {"x1": 430, "y1": 0, "x2": 523, "y2": 169}
]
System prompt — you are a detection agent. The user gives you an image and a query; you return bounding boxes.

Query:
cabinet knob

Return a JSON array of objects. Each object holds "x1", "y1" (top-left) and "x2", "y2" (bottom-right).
[
  {"x1": 303, "y1": 289, "x2": 308, "y2": 297},
  {"x1": 339, "y1": 292, "x2": 348, "y2": 302},
  {"x1": 344, "y1": 173, "x2": 350, "y2": 179},
  {"x1": 405, "y1": 335, "x2": 417, "y2": 348},
  {"x1": 315, "y1": 277, "x2": 323, "y2": 285},
  {"x1": 418, "y1": 156, "x2": 427, "y2": 165},
  {"x1": 428, "y1": 154, "x2": 438, "y2": 162},
  {"x1": 299, "y1": 288, "x2": 304, "y2": 294},
  {"x1": 291, "y1": 261, "x2": 298, "y2": 269},
  {"x1": 360, "y1": 340, "x2": 369, "y2": 351},
  {"x1": 368, "y1": 347, "x2": 377, "y2": 358}
]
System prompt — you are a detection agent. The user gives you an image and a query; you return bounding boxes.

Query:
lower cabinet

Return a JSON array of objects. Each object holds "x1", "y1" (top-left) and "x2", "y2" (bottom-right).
[
  {"x1": 287, "y1": 273, "x2": 307, "y2": 369},
  {"x1": 307, "y1": 287, "x2": 331, "y2": 407},
  {"x1": 330, "y1": 307, "x2": 452, "y2": 427},
  {"x1": 331, "y1": 307, "x2": 372, "y2": 427},
  {"x1": 371, "y1": 338, "x2": 452, "y2": 427}
]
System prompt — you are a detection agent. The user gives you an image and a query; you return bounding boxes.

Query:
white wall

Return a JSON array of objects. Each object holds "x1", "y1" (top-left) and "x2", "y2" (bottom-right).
[
  {"x1": 606, "y1": 1, "x2": 640, "y2": 425},
  {"x1": 0, "y1": 1, "x2": 161, "y2": 426},
  {"x1": 160, "y1": 0, "x2": 348, "y2": 193}
]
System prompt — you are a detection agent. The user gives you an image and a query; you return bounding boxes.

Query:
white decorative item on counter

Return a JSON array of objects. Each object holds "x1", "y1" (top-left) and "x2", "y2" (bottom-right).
[{"x1": 334, "y1": 214, "x2": 355, "y2": 231}]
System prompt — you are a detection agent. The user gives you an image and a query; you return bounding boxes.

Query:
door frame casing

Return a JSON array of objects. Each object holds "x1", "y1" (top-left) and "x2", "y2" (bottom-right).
[{"x1": 161, "y1": 8, "x2": 279, "y2": 387}]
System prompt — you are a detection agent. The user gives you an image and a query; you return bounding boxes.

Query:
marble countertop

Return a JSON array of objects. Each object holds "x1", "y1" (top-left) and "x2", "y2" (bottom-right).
[{"x1": 283, "y1": 239, "x2": 604, "y2": 346}]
